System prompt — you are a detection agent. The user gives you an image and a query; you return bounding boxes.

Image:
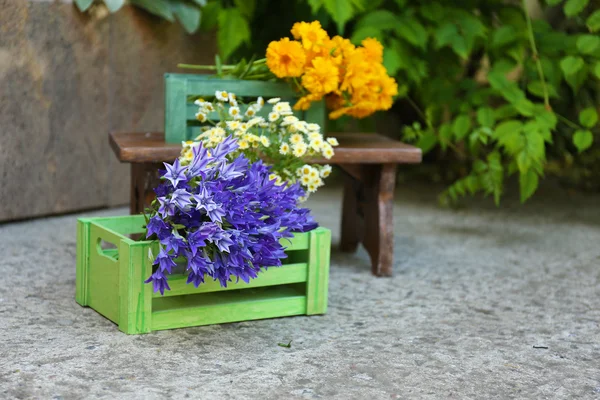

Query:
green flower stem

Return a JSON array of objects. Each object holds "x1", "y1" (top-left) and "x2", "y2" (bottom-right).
[
  {"x1": 178, "y1": 64, "x2": 236, "y2": 70},
  {"x1": 523, "y1": 0, "x2": 550, "y2": 109},
  {"x1": 556, "y1": 113, "x2": 583, "y2": 130}
]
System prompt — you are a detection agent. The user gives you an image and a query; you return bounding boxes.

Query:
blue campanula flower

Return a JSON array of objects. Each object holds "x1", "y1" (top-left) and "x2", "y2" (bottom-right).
[
  {"x1": 162, "y1": 159, "x2": 187, "y2": 188},
  {"x1": 144, "y1": 136, "x2": 318, "y2": 293}
]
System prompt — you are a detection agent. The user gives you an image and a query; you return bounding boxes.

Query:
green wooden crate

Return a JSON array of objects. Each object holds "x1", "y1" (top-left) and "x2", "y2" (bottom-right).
[
  {"x1": 164, "y1": 73, "x2": 326, "y2": 143},
  {"x1": 76, "y1": 215, "x2": 331, "y2": 334}
]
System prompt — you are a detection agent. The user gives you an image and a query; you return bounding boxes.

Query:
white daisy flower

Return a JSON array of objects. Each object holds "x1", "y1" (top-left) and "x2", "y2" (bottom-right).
[
  {"x1": 245, "y1": 107, "x2": 256, "y2": 118},
  {"x1": 267, "y1": 97, "x2": 281, "y2": 104},
  {"x1": 282, "y1": 115, "x2": 299, "y2": 125},
  {"x1": 326, "y1": 137, "x2": 339, "y2": 146},
  {"x1": 248, "y1": 116, "x2": 265, "y2": 127},
  {"x1": 229, "y1": 106, "x2": 242, "y2": 119},
  {"x1": 216, "y1": 90, "x2": 229, "y2": 101},
  {"x1": 300, "y1": 175, "x2": 311, "y2": 185},
  {"x1": 290, "y1": 133, "x2": 304, "y2": 145},
  {"x1": 279, "y1": 142, "x2": 290, "y2": 155},
  {"x1": 274, "y1": 102, "x2": 291, "y2": 113},
  {"x1": 228, "y1": 93, "x2": 237, "y2": 106},
  {"x1": 306, "y1": 123, "x2": 320, "y2": 132},
  {"x1": 321, "y1": 143, "x2": 334, "y2": 159},
  {"x1": 309, "y1": 137, "x2": 324, "y2": 152},
  {"x1": 268, "y1": 112, "x2": 280, "y2": 122},
  {"x1": 259, "y1": 136, "x2": 271, "y2": 147},
  {"x1": 195, "y1": 112, "x2": 207, "y2": 123},
  {"x1": 301, "y1": 165, "x2": 312, "y2": 176},
  {"x1": 320, "y1": 165, "x2": 332, "y2": 178},
  {"x1": 292, "y1": 142, "x2": 307, "y2": 157},
  {"x1": 226, "y1": 120, "x2": 241, "y2": 130}
]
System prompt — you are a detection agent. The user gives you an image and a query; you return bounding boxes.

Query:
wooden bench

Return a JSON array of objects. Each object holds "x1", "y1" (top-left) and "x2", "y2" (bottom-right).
[{"x1": 110, "y1": 131, "x2": 421, "y2": 276}]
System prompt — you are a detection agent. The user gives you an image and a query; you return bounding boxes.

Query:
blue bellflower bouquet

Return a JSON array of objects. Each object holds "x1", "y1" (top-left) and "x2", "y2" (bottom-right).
[{"x1": 144, "y1": 136, "x2": 317, "y2": 294}]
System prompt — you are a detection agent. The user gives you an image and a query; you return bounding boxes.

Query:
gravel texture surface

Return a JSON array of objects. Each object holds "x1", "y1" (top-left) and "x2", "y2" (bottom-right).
[{"x1": 1, "y1": 182, "x2": 599, "y2": 399}]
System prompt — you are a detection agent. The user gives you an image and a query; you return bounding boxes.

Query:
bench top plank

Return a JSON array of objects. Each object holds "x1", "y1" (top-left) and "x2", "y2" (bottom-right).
[{"x1": 109, "y1": 131, "x2": 422, "y2": 165}]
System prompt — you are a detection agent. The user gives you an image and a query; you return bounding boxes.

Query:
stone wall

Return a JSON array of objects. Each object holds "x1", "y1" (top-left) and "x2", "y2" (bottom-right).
[{"x1": 0, "y1": 1, "x2": 216, "y2": 221}]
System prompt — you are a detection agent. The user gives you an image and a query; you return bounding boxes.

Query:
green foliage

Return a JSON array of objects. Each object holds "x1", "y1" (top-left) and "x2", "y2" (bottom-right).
[
  {"x1": 347, "y1": 0, "x2": 599, "y2": 205},
  {"x1": 76, "y1": 0, "x2": 600, "y2": 204},
  {"x1": 75, "y1": 0, "x2": 204, "y2": 34}
]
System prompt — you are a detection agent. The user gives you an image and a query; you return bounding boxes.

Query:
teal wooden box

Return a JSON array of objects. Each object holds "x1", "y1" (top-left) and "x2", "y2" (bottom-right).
[
  {"x1": 76, "y1": 215, "x2": 331, "y2": 334},
  {"x1": 164, "y1": 73, "x2": 326, "y2": 143}
]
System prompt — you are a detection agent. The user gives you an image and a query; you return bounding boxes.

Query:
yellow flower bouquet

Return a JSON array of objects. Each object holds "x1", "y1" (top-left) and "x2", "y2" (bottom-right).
[{"x1": 179, "y1": 21, "x2": 399, "y2": 120}]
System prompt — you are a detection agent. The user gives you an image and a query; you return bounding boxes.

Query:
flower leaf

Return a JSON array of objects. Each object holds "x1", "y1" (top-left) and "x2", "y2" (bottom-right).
[
  {"x1": 519, "y1": 169, "x2": 539, "y2": 203},
  {"x1": 172, "y1": 1, "x2": 202, "y2": 34},
  {"x1": 75, "y1": 0, "x2": 94, "y2": 12},
  {"x1": 563, "y1": 0, "x2": 589, "y2": 17},
  {"x1": 579, "y1": 107, "x2": 598, "y2": 128},
  {"x1": 576, "y1": 35, "x2": 600, "y2": 55},
  {"x1": 573, "y1": 129, "x2": 593, "y2": 152},
  {"x1": 395, "y1": 16, "x2": 428, "y2": 50},
  {"x1": 217, "y1": 8, "x2": 250, "y2": 61},
  {"x1": 587, "y1": 10, "x2": 600, "y2": 32},
  {"x1": 130, "y1": 0, "x2": 175, "y2": 22},
  {"x1": 103, "y1": 0, "x2": 125, "y2": 13}
]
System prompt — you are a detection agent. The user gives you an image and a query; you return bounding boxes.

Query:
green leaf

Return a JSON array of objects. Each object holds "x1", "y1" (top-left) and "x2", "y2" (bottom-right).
[
  {"x1": 492, "y1": 26, "x2": 518, "y2": 48},
  {"x1": 416, "y1": 133, "x2": 438, "y2": 154},
  {"x1": 307, "y1": 0, "x2": 323, "y2": 14},
  {"x1": 535, "y1": 109, "x2": 558, "y2": 131},
  {"x1": 476, "y1": 107, "x2": 495, "y2": 127},
  {"x1": 434, "y1": 23, "x2": 458, "y2": 48},
  {"x1": 172, "y1": 1, "x2": 201, "y2": 34},
  {"x1": 419, "y1": 2, "x2": 444, "y2": 22},
  {"x1": 217, "y1": 8, "x2": 250, "y2": 60},
  {"x1": 563, "y1": 0, "x2": 588, "y2": 17},
  {"x1": 573, "y1": 129, "x2": 593, "y2": 152},
  {"x1": 199, "y1": 1, "x2": 220, "y2": 30},
  {"x1": 546, "y1": 0, "x2": 562, "y2": 5},
  {"x1": 452, "y1": 114, "x2": 471, "y2": 140},
  {"x1": 576, "y1": 35, "x2": 600, "y2": 55},
  {"x1": 322, "y1": 0, "x2": 364, "y2": 34},
  {"x1": 438, "y1": 123, "x2": 453, "y2": 151},
  {"x1": 594, "y1": 62, "x2": 600, "y2": 79},
  {"x1": 104, "y1": 0, "x2": 125, "y2": 12},
  {"x1": 395, "y1": 17, "x2": 428, "y2": 50},
  {"x1": 356, "y1": 10, "x2": 399, "y2": 31},
  {"x1": 383, "y1": 47, "x2": 402, "y2": 75},
  {"x1": 75, "y1": 0, "x2": 94, "y2": 12},
  {"x1": 527, "y1": 81, "x2": 558, "y2": 98},
  {"x1": 519, "y1": 169, "x2": 539, "y2": 203},
  {"x1": 350, "y1": 26, "x2": 384, "y2": 44},
  {"x1": 494, "y1": 120, "x2": 524, "y2": 154},
  {"x1": 485, "y1": 152, "x2": 504, "y2": 205},
  {"x1": 130, "y1": 0, "x2": 175, "y2": 21},
  {"x1": 587, "y1": 10, "x2": 600, "y2": 32},
  {"x1": 494, "y1": 104, "x2": 519, "y2": 119},
  {"x1": 579, "y1": 107, "x2": 598, "y2": 128},
  {"x1": 560, "y1": 56, "x2": 587, "y2": 93},
  {"x1": 514, "y1": 99, "x2": 535, "y2": 117},
  {"x1": 233, "y1": 0, "x2": 256, "y2": 17}
]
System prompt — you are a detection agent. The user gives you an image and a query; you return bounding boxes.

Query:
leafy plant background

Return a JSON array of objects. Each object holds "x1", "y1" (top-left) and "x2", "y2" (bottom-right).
[{"x1": 77, "y1": 0, "x2": 600, "y2": 204}]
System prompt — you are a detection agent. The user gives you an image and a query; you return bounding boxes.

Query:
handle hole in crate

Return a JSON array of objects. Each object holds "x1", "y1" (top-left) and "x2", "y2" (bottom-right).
[{"x1": 96, "y1": 238, "x2": 119, "y2": 261}]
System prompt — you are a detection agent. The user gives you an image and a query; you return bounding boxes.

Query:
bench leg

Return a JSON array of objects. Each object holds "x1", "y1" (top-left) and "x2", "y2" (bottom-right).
[
  {"x1": 340, "y1": 172, "x2": 360, "y2": 253},
  {"x1": 339, "y1": 164, "x2": 397, "y2": 276},
  {"x1": 130, "y1": 163, "x2": 162, "y2": 215},
  {"x1": 362, "y1": 164, "x2": 397, "y2": 277}
]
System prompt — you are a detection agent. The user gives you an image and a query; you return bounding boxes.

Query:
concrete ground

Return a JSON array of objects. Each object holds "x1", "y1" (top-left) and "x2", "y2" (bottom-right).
[{"x1": 1, "y1": 182, "x2": 599, "y2": 399}]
